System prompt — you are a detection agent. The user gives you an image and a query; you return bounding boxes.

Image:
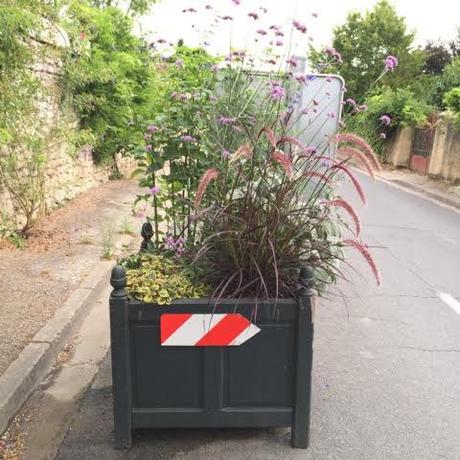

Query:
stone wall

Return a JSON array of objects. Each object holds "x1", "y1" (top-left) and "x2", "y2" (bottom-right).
[
  {"x1": 0, "y1": 25, "x2": 135, "y2": 229},
  {"x1": 428, "y1": 117, "x2": 460, "y2": 183}
]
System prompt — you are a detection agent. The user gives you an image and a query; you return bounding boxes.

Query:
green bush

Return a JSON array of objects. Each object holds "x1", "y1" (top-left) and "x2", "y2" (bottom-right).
[
  {"x1": 443, "y1": 87, "x2": 460, "y2": 114},
  {"x1": 62, "y1": 2, "x2": 155, "y2": 164},
  {"x1": 429, "y1": 58, "x2": 460, "y2": 108},
  {"x1": 346, "y1": 87, "x2": 432, "y2": 156}
]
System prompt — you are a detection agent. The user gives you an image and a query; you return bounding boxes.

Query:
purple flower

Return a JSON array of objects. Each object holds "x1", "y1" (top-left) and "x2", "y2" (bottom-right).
[
  {"x1": 346, "y1": 98, "x2": 356, "y2": 106},
  {"x1": 256, "y1": 29, "x2": 267, "y2": 35},
  {"x1": 165, "y1": 235, "x2": 186, "y2": 256},
  {"x1": 269, "y1": 25, "x2": 279, "y2": 30},
  {"x1": 325, "y1": 47, "x2": 342, "y2": 64},
  {"x1": 248, "y1": 12, "x2": 259, "y2": 20},
  {"x1": 180, "y1": 135, "x2": 196, "y2": 143},
  {"x1": 358, "y1": 104, "x2": 368, "y2": 112},
  {"x1": 266, "y1": 58, "x2": 277, "y2": 65},
  {"x1": 384, "y1": 55, "x2": 398, "y2": 71},
  {"x1": 145, "y1": 144, "x2": 152, "y2": 152},
  {"x1": 295, "y1": 73, "x2": 307, "y2": 83},
  {"x1": 286, "y1": 57, "x2": 298, "y2": 67},
  {"x1": 312, "y1": 12, "x2": 318, "y2": 18},
  {"x1": 269, "y1": 81, "x2": 285, "y2": 101},
  {"x1": 275, "y1": 30, "x2": 284, "y2": 37},
  {"x1": 149, "y1": 185, "x2": 160, "y2": 196},
  {"x1": 218, "y1": 116, "x2": 236, "y2": 126},
  {"x1": 232, "y1": 0, "x2": 241, "y2": 4},
  {"x1": 275, "y1": 40, "x2": 283, "y2": 46},
  {"x1": 146, "y1": 124, "x2": 159, "y2": 132},
  {"x1": 222, "y1": 149, "x2": 231, "y2": 158},
  {"x1": 175, "y1": 59, "x2": 184, "y2": 68},
  {"x1": 222, "y1": 15, "x2": 233, "y2": 20},
  {"x1": 379, "y1": 115, "x2": 391, "y2": 125},
  {"x1": 205, "y1": 4, "x2": 213, "y2": 10},
  {"x1": 292, "y1": 20, "x2": 307, "y2": 33}
]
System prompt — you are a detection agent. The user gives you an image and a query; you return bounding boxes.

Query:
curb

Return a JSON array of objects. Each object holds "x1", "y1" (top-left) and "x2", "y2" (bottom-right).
[
  {"x1": 387, "y1": 178, "x2": 460, "y2": 211},
  {"x1": 0, "y1": 234, "x2": 135, "y2": 434}
]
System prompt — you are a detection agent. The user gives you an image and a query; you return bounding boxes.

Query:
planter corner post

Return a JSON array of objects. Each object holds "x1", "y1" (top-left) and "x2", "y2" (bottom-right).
[
  {"x1": 291, "y1": 266, "x2": 315, "y2": 449},
  {"x1": 110, "y1": 265, "x2": 133, "y2": 449}
]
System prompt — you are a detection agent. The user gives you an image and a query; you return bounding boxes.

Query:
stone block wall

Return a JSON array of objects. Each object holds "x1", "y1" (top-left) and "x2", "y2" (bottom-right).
[{"x1": 0, "y1": 26, "x2": 135, "y2": 229}]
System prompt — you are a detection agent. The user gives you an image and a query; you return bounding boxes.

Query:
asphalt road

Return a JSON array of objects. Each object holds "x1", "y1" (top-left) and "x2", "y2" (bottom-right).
[{"x1": 54, "y1": 173, "x2": 460, "y2": 460}]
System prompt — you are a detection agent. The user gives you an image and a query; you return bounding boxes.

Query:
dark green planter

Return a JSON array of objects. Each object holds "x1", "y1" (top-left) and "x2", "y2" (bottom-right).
[{"x1": 109, "y1": 265, "x2": 314, "y2": 449}]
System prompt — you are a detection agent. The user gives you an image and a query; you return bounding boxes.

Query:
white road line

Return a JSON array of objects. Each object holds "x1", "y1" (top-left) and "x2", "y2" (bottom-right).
[{"x1": 437, "y1": 292, "x2": 460, "y2": 315}]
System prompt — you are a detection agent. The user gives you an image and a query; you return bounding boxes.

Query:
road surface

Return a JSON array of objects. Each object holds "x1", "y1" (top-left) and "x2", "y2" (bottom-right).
[{"x1": 30, "y1": 173, "x2": 460, "y2": 459}]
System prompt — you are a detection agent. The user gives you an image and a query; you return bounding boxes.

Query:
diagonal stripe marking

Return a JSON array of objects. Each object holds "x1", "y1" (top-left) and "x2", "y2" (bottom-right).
[
  {"x1": 161, "y1": 314, "x2": 226, "y2": 346},
  {"x1": 195, "y1": 314, "x2": 250, "y2": 346},
  {"x1": 160, "y1": 313, "x2": 193, "y2": 344}
]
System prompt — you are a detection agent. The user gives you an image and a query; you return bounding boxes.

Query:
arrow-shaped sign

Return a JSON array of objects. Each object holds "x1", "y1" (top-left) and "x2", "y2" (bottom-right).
[{"x1": 160, "y1": 313, "x2": 260, "y2": 346}]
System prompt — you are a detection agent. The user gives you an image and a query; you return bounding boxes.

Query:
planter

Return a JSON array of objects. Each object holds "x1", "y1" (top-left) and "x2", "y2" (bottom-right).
[{"x1": 109, "y1": 265, "x2": 315, "y2": 449}]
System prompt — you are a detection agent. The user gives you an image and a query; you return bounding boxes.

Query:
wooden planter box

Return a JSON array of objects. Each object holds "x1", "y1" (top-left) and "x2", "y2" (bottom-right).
[{"x1": 109, "y1": 265, "x2": 315, "y2": 449}]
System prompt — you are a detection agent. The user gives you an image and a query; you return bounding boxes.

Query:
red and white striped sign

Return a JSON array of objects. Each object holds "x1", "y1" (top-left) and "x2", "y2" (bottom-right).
[{"x1": 160, "y1": 313, "x2": 260, "y2": 346}]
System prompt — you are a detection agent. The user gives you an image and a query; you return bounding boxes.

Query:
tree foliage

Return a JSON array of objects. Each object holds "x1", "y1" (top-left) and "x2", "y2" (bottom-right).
[
  {"x1": 62, "y1": 2, "x2": 155, "y2": 164},
  {"x1": 310, "y1": 0, "x2": 423, "y2": 101}
]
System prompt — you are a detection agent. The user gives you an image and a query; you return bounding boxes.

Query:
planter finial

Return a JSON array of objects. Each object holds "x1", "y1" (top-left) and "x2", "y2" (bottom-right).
[
  {"x1": 299, "y1": 266, "x2": 315, "y2": 297},
  {"x1": 110, "y1": 265, "x2": 127, "y2": 299},
  {"x1": 140, "y1": 221, "x2": 154, "y2": 252}
]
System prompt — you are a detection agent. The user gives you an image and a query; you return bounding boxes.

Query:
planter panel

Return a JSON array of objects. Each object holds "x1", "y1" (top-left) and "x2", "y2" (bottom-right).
[
  {"x1": 132, "y1": 324, "x2": 203, "y2": 408},
  {"x1": 109, "y1": 265, "x2": 314, "y2": 449},
  {"x1": 224, "y1": 323, "x2": 295, "y2": 407}
]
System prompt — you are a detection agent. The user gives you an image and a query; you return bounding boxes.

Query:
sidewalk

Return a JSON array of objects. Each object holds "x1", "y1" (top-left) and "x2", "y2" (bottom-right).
[
  {"x1": 377, "y1": 167, "x2": 460, "y2": 210},
  {"x1": 0, "y1": 180, "x2": 141, "y2": 377}
]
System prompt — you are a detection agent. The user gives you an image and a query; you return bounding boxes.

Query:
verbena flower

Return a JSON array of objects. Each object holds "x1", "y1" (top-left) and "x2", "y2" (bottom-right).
[
  {"x1": 269, "y1": 81, "x2": 285, "y2": 100},
  {"x1": 146, "y1": 124, "x2": 159, "y2": 132},
  {"x1": 175, "y1": 59, "x2": 184, "y2": 68},
  {"x1": 248, "y1": 12, "x2": 259, "y2": 20},
  {"x1": 222, "y1": 149, "x2": 231, "y2": 158},
  {"x1": 325, "y1": 47, "x2": 342, "y2": 64},
  {"x1": 149, "y1": 185, "x2": 160, "y2": 196},
  {"x1": 180, "y1": 135, "x2": 196, "y2": 143},
  {"x1": 379, "y1": 115, "x2": 391, "y2": 125},
  {"x1": 232, "y1": 0, "x2": 241, "y2": 5},
  {"x1": 384, "y1": 55, "x2": 398, "y2": 71},
  {"x1": 256, "y1": 29, "x2": 267, "y2": 35},
  {"x1": 145, "y1": 144, "x2": 152, "y2": 152},
  {"x1": 286, "y1": 58, "x2": 298, "y2": 67},
  {"x1": 346, "y1": 98, "x2": 356, "y2": 106},
  {"x1": 218, "y1": 116, "x2": 237, "y2": 126},
  {"x1": 292, "y1": 20, "x2": 307, "y2": 33}
]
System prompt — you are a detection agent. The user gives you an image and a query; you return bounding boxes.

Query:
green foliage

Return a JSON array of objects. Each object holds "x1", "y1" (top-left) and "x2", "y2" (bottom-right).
[
  {"x1": 347, "y1": 87, "x2": 432, "y2": 157},
  {"x1": 309, "y1": 0, "x2": 423, "y2": 101},
  {"x1": 367, "y1": 87, "x2": 432, "y2": 127},
  {"x1": 0, "y1": 0, "x2": 51, "y2": 237},
  {"x1": 91, "y1": 0, "x2": 158, "y2": 16},
  {"x1": 121, "y1": 253, "x2": 208, "y2": 304},
  {"x1": 62, "y1": 2, "x2": 155, "y2": 164},
  {"x1": 443, "y1": 87, "x2": 460, "y2": 114},
  {"x1": 133, "y1": 45, "x2": 219, "y2": 243},
  {"x1": 429, "y1": 58, "x2": 460, "y2": 108}
]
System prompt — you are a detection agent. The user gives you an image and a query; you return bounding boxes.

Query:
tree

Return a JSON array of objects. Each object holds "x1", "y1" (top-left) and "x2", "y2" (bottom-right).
[
  {"x1": 310, "y1": 0, "x2": 423, "y2": 101},
  {"x1": 423, "y1": 41, "x2": 452, "y2": 75}
]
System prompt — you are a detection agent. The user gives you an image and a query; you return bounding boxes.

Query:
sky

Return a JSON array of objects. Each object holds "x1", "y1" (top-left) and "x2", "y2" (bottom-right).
[{"x1": 138, "y1": 0, "x2": 460, "y2": 56}]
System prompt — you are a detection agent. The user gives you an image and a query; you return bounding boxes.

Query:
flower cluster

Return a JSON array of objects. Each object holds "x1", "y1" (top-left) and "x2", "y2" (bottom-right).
[
  {"x1": 268, "y1": 81, "x2": 285, "y2": 101},
  {"x1": 165, "y1": 235, "x2": 186, "y2": 256},
  {"x1": 325, "y1": 47, "x2": 343, "y2": 64},
  {"x1": 384, "y1": 55, "x2": 398, "y2": 71}
]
